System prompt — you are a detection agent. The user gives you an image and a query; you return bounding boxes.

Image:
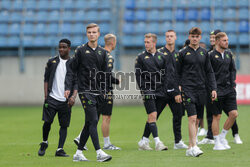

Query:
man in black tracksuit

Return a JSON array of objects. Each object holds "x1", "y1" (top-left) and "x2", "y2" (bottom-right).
[
  {"x1": 157, "y1": 29, "x2": 188, "y2": 149},
  {"x1": 65, "y1": 23, "x2": 112, "y2": 162},
  {"x1": 209, "y1": 32, "x2": 239, "y2": 150},
  {"x1": 136, "y1": 33, "x2": 181, "y2": 151},
  {"x1": 176, "y1": 27, "x2": 217, "y2": 157},
  {"x1": 38, "y1": 39, "x2": 78, "y2": 157}
]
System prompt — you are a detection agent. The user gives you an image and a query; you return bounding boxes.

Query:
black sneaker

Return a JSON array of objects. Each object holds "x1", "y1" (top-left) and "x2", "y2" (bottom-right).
[
  {"x1": 38, "y1": 142, "x2": 48, "y2": 156},
  {"x1": 55, "y1": 149, "x2": 69, "y2": 157}
]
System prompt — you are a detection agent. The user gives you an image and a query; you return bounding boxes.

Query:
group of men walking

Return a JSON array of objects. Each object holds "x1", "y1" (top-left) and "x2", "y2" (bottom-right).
[{"x1": 37, "y1": 23, "x2": 243, "y2": 161}]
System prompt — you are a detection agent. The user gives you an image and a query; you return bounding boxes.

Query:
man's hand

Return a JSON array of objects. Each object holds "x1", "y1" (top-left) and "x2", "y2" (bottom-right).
[
  {"x1": 68, "y1": 96, "x2": 75, "y2": 107},
  {"x1": 175, "y1": 95, "x2": 182, "y2": 103},
  {"x1": 211, "y1": 90, "x2": 217, "y2": 101},
  {"x1": 64, "y1": 90, "x2": 70, "y2": 99}
]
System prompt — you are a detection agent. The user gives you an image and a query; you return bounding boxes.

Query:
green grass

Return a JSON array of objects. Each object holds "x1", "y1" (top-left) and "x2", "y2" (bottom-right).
[{"x1": 0, "y1": 105, "x2": 250, "y2": 167}]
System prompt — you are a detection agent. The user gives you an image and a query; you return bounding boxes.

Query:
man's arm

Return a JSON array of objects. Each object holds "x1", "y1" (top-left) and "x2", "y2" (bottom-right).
[
  {"x1": 44, "y1": 60, "x2": 50, "y2": 100},
  {"x1": 229, "y1": 53, "x2": 237, "y2": 88},
  {"x1": 135, "y1": 55, "x2": 146, "y2": 92}
]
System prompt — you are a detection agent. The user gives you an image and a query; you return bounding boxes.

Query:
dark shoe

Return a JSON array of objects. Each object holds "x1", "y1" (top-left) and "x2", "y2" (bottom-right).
[
  {"x1": 38, "y1": 142, "x2": 48, "y2": 156},
  {"x1": 55, "y1": 149, "x2": 69, "y2": 157}
]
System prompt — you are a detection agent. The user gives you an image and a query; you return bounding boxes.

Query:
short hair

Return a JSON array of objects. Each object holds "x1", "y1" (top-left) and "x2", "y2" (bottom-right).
[
  {"x1": 183, "y1": 39, "x2": 190, "y2": 47},
  {"x1": 166, "y1": 29, "x2": 176, "y2": 33},
  {"x1": 104, "y1": 33, "x2": 116, "y2": 45},
  {"x1": 86, "y1": 23, "x2": 100, "y2": 32},
  {"x1": 59, "y1": 38, "x2": 71, "y2": 47},
  {"x1": 215, "y1": 32, "x2": 227, "y2": 41},
  {"x1": 210, "y1": 29, "x2": 221, "y2": 35},
  {"x1": 144, "y1": 33, "x2": 157, "y2": 42},
  {"x1": 189, "y1": 27, "x2": 202, "y2": 35}
]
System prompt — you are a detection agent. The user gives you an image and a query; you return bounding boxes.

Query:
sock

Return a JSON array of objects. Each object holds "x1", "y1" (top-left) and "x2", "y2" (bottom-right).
[
  {"x1": 154, "y1": 137, "x2": 160, "y2": 144},
  {"x1": 43, "y1": 122, "x2": 51, "y2": 141},
  {"x1": 76, "y1": 149, "x2": 82, "y2": 155},
  {"x1": 149, "y1": 122, "x2": 158, "y2": 138},
  {"x1": 142, "y1": 136, "x2": 149, "y2": 142},
  {"x1": 57, "y1": 148, "x2": 62, "y2": 151},
  {"x1": 220, "y1": 129, "x2": 228, "y2": 139},
  {"x1": 58, "y1": 127, "x2": 67, "y2": 149},
  {"x1": 42, "y1": 141, "x2": 48, "y2": 143},
  {"x1": 142, "y1": 122, "x2": 150, "y2": 138},
  {"x1": 104, "y1": 137, "x2": 111, "y2": 147},
  {"x1": 214, "y1": 135, "x2": 219, "y2": 143}
]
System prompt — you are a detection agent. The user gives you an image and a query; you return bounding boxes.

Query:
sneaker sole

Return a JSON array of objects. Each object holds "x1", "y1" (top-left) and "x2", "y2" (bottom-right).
[
  {"x1": 73, "y1": 159, "x2": 89, "y2": 162},
  {"x1": 97, "y1": 156, "x2": 112, "y2": 162},
  {"x1": 194, "y1": 152, "x2": 203, "y2": 157}
]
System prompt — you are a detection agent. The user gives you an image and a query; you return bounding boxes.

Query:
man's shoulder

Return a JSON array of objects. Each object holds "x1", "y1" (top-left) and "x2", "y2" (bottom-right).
[
  {"x1": 157, "y1": 46, "x2": 165, "y2": 53},
  {"x1": 75, "y1": 44, "x2": 86, "y2": 52},
  {"x1": 178, "y1": 46, "x2": 188, "y2": 54},
  {"x1": 48, "y1": 56, "x2": 59, "y2": 63},
  {"x1": 137, "y1": 51, "x2": 146, "y2": 57}
]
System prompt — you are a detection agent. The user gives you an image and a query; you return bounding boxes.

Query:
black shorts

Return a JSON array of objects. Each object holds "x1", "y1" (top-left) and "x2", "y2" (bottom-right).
[
  {"x1": 100, "y1": 93, "x2": 113, "y2": 116},
  {"x1": 42, "y1": 96, "x2": 71, "y2": 128},
  {"x1": 212, "y1": 90, "x2": 237, "y2": 115},
  {"x1": 181, "y1": 90, "x2": 206, "y2": 118}
]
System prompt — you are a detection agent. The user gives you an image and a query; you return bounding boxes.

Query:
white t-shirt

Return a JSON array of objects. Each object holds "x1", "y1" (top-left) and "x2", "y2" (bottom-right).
[
  {"x1": 49, "y1": 57, "x2": 68, "y2": 102},
  {"x1": 221, "y1": 52, "x2": 224, "y2": 59}
]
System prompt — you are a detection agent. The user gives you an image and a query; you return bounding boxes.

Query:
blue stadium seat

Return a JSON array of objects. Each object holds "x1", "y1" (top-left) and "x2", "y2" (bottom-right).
[
  {"x1": 33, "y1": 36, "x2": 46, "y2": 47},
  {"x1": 176, "y1": 34, "x2": 186, "y2": 46},
  {"x1": 238, "y1": 0, "x2": 248, "y2": 7},
  {"x1": 22, "y1": 23, "x2": 34, "y2": 35},
  {"x1": 46, "y1": 23, "x2": 59, "y2": 35},
  {"x1": 175, "y1": 22, "x2": 185, "y2": 33},
  {"x1": 75, "y1": 0, "x2": 87, "y2": 9},
  {"x1": 0, "y1": 24, "x2": 8, "y2": 35},
  {"x1": 223, "y1": 0, "x2": 236, "y2": 8},
  {"x1": 62, "y1": 10, "x2": 74, "y2": 22},
  {"x1": 34, "y1": 23, "x2": 46, "y2": 35},
  {"x1": 157, "y1": 35, "x2": 165, "y2": 46},
  {"x1": 186, "y1": 9, "x2": 198, "y2": 21},
  {"x1": 8, "y1": 23, "x2": 21, "y2": 35},
  {"x1": 136, "y1": 0, "x2": 148, "y2": 9},
  {"x1": 62, "y1": 0, "x2": 75, "y2": 9},
  {"x1": 72, "y1": 23, "x2": 84, "y2": 35},
  {"x1": 99, "y1": 23, "x2": 110, "y2": 34},
  {"x1": 0, "y1": 10, "x2": 9, "y2": 22},
  {"x1": 239, "y1": 8, "x2": 249, "y2": 20},
  {"x1": 22, "y1": 35, "x2": 33, "y2": 47},
  {"x1": 48, "y1": 10, "x2": 60, "y2": 22},
  {"x1": 36, "y1": 11, "x2": 48, "y2": 22},
  {"x1": 24, "y1": 0, "x2": 36, "y2": 10},
  {"x1": 124, "y1": 10, "x2": 135, "y2": 22},
  {"x1": 72, "y1": 36, "x2": 84, "y2": 47},
  {"x1": 148, "y1": 0, "x2": 161, "y2": 9},
  {"x1": 213, "y1": 8, "x2": 223, "y2": 20},
  {"x1": 8, "y1": 36, "x2": 20, "y2": 47},
  {"x1": 176, "y1": 0, "x2": 186, "y2": 8},
  {"x1": 133, "y1": 35, "x2": 144, "y2": 47},
  {"x1": 198, "y1": 0, "x2": 210, "y2": 7},
  {"x1": 201, "y1": 33, "x2": 209, "y2": 46},
  {"x1": 24, "y1": 10, "x2": 35, "y2": 22},
  {"x1": 159, "y1": 22, "x2": 173, "y2": 33},
  {"x1": 146, "y1": 22, "x2": 159, "y2": 34},
  {"x1": 98, "y1": 35, "x2": 105, "y2": 46},
  {"x1": 86, "y1": 10, "x2": 99, "y2": 21},
  {"x1": 45, "y1": 35, "x2": 59, "y2": 47},
  {"x1": 135, "y1": 10, "x2": 147, "y2": 21},
  {"x1": 60, "y1": 23, "x2": 72, "y2": 34},
  {"x1": 228, "y1": 33, "x2": 237, "y2": 45},
  {"x1": 200, "y1": 8, "x2": 211, "y2": 20},
  {"x1": 0, "y1": 36, "x2": 7, "y2": 47},
  {"x1": 99, "y1": 10, "x2": 111, "y2": 21},
  {"x1": 200, "y1": 22, "x2": 211, "y2": 33},
  {"x1": 135, "y1": 22, "x2": 146, "y2": 34},
  {"x1": 1, "y1": 0, "x2": 11, "y2": 9},
  {"x1": 10, "y1": 12, "x2": 22, "y2": 22},
  {"x1": 12, "y1": 0, "x2": 23, "y2": 10},
  {"x1": 213, "y1": 21, "x2": 224, "y2": 30},
  {"x1": 211, "y1": 0, "x2": 223, "y2": 8},
  {"x1": 87, "y1": 0, "x2": 99, "y2": 9},
  {"x1": 125, "y1": 0, "x2": 135, "y2": 9},
  {"x1": 224, "y1": 21, "x2": 237, "y2": 33},
  {"x1": 187, "y1": 0, "x2": 199, "y2": 8},
  {"x1": 99, "y1": 0, "x2": 111, "y2": 9},
  {"x1": 175, "y1": 9, "x2": 185, "y2": 21},
  {"x1": 73, "y1": 10, "x2": 85, "y2": 22},
  {"x1": 160, "y1": 9, "x2": 172, "y2": 21},
  {"x1": 37, "y1": 0, "x2": 49, "y2": 10},
  {"x1": 123, "y1": 22, "x2": 134, "y2": 34},
  {"x1": 161, "y1": 0, "x2": 173, "y2": 8},
  {"x1": 122, "y1": 35, "x2": 134, "y2": 47},
  {"x1": 239, "y1": 21, "x2": 249, "y2": 33},
  {"x1": 49, "y1": 0, "x2": 61, "y2": 10},
  {"x1": 185, "y1": 21, "x2": 197, "y2": 30},
  {"x1": 148, "y1": 10, "x2": 160, "y2": 21},
  {"x1": 239, "y1": 33, "x2": 249, "y2": 45},
  {"x1": 223, "y1": 8, "x2": 236, "y2": 20}
]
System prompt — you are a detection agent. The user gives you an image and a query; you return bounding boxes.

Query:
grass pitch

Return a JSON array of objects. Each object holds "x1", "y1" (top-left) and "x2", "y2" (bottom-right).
[{"x1": 0, "y1": 105, "x2": 250, "y2": 167}]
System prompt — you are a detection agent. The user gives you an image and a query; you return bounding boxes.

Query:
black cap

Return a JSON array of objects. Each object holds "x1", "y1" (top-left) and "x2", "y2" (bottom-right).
[{"x1": 210, "y1": 29, "x2": 221, "y2": 35}]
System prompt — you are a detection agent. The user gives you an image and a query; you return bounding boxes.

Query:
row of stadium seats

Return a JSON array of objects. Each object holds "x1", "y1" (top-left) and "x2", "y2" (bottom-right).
[
  {"x1": 0, "y1": 0, "x2": 111, "y2": 10},
  {"x1": 125, "y1": 0, "x2": 249, "y2": 9},
  {"x1": 124, "y1": 8, "x2": 249, "y2": 22},
  {"x1": 0, "y1": 10, "x2": 111, "y2": 22},
  {"x1": 123, "y1": 21, "x2": 250, "y2": 34}
]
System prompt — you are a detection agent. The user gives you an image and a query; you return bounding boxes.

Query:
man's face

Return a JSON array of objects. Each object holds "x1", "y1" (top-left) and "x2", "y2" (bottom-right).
[
  {"x1": 165, "y1": 31, "x2": 176, "y2": 45},
  {"x1": 58, "y1": 42, "x2": 70, "y2": 57},
  {"x1": 217, "y1": 35, "x2": 229, "y2": 50},
  {"x1": 188, "y1": 34, "x2": 201, "y2": 46},
  {"x1": 87, "y1": 27, "x2": 100, "y2": 42},
  {"x1": 210, "y1": 34, "x2": 216, "y2": 46},
  {"x1": 144, "y1": 37, "x2": 155, "y2": 53}
]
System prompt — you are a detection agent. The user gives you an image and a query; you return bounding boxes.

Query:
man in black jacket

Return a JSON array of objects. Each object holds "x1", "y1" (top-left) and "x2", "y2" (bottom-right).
[
  {"x1": 38, "y1": 39, "x2": 78, "y2": 157},
  {"x1": 209, "y1": 32, "x2": 239, "y2": 150},
  {"x1": 158, "y1": 30, "x2": 188, "y2": 149},
  {"x1": 176, "y1": 27, "x2": 217, "y2": 157},
  {"x1": 64, "y1": 23, "x2": 112, "y2": 162},
  {"x1": 136, "y1": 33, "x2": 181, "y2": 151}
]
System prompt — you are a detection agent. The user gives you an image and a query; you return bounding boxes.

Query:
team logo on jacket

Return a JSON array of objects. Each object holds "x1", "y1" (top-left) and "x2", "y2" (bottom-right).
[
  {"x1": 158, "y1": 55, "x2": 161, "y2": 60},
  {"x1": 52, "y1": 60, "x2": 56, "y2": 63},
  {"x1": 200, "y1": 52, "x2": 204, "y2": 56},
  {"x1": 108, "y1": 64, "x2": 112, "y2": 67},
  {"x1": 145, "y1": 56, "x2": 149, "y2": 59},
  {"x1": 226, "y1": 54, "x2": 230, "y2": 59},
  {"x1": 98, "y1": 51, "x2": 102, "y2": 55},
  {"x1": 108, "y1": 59, "x2": 113, "y2": 63},
  {"x1": 108, "y1": 55, "x2": 113, "y2": 58},
  {"x1": 186, "y1": 52, "x2": 191, "y2": 55},
  {"x1": 86, "y1": 50, "x2": 90, "y2": 54},
  {"x1": 215, "y1": 55, "x2": 219, "y2": 58},
  {"x1": 164, "y1": 52, "x2": 168, "y2": 55}
]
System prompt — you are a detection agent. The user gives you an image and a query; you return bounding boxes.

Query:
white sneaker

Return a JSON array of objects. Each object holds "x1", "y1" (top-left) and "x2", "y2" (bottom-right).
[
  {"x1": 103, "y1": 144, "x2": 121, "y2": 150},
  {"x1": 220, "y1": 138, "x2": 231, "y2": 149},
  {"x1": 186, "y1": 147, "x2": 194, "y2": 157},
  {"x1": 96, "y1": 150, "x2": 112, "y2": 162},
  {"x1": 192, "y1": 146, "x2": 203, "y2": 157},
  {"x1": 138, "y1": 139, "x2": 153, "y2": 150},
  {"x1": 198, "y1": 138, "x2": 215, "y2": 145},
  {"x1": 234, "y1": 134, "x2": 243, "y2": 144},
  {"x1": 73, "y1": 153, "x2": 88, "y2": 162},
  {"x1": 213, "y1": 141, "x2": 227, "y2": 150},
  {"x1": 174, "y1": 140, "x2": 188, "y2": 149},
  {"x1": 155, "y1": 141, "x2": 168, "y2": 151},
  {"x1": 198, "y1": 128, "x2": 207, "y2": 136}
]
